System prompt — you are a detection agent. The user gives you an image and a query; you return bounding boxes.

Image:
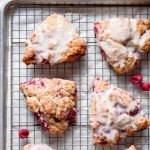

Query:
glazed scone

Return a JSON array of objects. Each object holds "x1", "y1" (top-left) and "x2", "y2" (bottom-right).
[
  {"x1": 23, "y1": 13, "x2": 86, "y2": 65},
  {"x1": 126, "y1": 145, "x2": 136, "y2": 150},
  {"x1": 94, "y1": 18, "x2": 150, "y2": 74},
  {"x1": 90, "y1": 77, "x2": 150, "y2": 146},
  {"x1": 23, "y1": 144, "x2": 53, "y2": 150},
  {"x1": 20, "y1": 78, "x2": 77, "y2": 133}
]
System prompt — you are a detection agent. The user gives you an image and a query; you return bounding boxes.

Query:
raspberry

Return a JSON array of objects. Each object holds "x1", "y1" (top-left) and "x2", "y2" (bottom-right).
[
  {"x1": 18, "y1": 129, "x2": 29, "y2": 139},
  {"x1": 141, "y1": 82, "x2": 150, "y2": 91},
  {"x1": 131, "y1": 74, "x2": 143, "y2": 84}
]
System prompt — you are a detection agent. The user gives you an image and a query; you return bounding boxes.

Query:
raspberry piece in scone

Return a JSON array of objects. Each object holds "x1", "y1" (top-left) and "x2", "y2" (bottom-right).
[
  {"x1": 94, "y1": 18, "x2": 150, "y2": 74},
  {"x1": 23, "y1": 144, "x2": 53, "y2": 150},
  {"x1": 90, "y1": 77, "x2": 150, "y2": 146},
  {"x1": 20, "y1": 78, "x2": 77, "y2": 133},
  {"x1": 23, "y1": 13, "x2": 86, "y2": 65}
]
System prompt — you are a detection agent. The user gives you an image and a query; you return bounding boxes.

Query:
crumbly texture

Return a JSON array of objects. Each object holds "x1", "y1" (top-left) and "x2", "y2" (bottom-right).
[
  {"x1": 126, "y1": 145, "x2": 137, "y2": 150},
  {"x1": 94, "y1": 18, "x2": 150, "y2": 74},
  {"x1": 23, "y1": 13, "x2": 86, "y2": 65},
  {"x1": 20, "y1": 78, "x2": 77, "y2": 133},
  {"x1": 90, "y1": 77, "x2": 150, "y2": 146},
  {"x1": 23, "y1": 144, "x2": 53, "y2": 150}
]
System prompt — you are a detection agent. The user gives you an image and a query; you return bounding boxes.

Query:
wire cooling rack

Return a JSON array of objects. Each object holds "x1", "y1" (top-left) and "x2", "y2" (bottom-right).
[{"x1": 10, "y1": 4, "x2": 150, "y2": 150}]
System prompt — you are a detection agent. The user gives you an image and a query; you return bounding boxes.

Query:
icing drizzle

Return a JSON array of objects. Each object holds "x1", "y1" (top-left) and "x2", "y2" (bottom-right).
[{"x1": 26, "y1": 14, "x2": 79, "y2": 64}]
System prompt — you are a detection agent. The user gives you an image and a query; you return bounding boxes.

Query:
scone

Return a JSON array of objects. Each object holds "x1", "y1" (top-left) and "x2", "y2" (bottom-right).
[
  {"x1": 23, "y1": 144, "x2": 53, "y2": 150},
  {"x1": 23, "y1": 13, "x2": 86, "y2": 65},
  {"x1": 20, "y1": 78, "x2": 77, "y2": 133},
  {"x1": 94, "y1": 18, "x2": 150, "y2": 74},
  {"x1": 126, "y1": 145, "x2": 136, "y2": 150},
  {"x1": 90, "y1": 77, "x2": 150, "y2": 146}
]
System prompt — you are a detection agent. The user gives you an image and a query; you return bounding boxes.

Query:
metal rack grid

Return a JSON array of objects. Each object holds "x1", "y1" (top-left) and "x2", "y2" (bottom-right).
[{"x1": 10, "y1": 4, "x2": 150, "y2": 150}]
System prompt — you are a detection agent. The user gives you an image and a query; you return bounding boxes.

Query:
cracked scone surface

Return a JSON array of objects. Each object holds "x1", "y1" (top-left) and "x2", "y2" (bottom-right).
[
  {"x1": 23, "y1": 13, "x2": 86, "y2": 65},
  {"x1": 20, "y1": 78, "x2": 77, "y2": 133},
  {"x1": 94, "y1": 18, "x2": 150, "y2": 74},
  {"x1": 90, "y1": 77, "x2": 150, "y2": 146},
  {"x1": 23, "y1": 144, "x2": 53, "y2": 150},
  {"x1": 126, "y1": 145, "x2": 136, "y2": 150}
]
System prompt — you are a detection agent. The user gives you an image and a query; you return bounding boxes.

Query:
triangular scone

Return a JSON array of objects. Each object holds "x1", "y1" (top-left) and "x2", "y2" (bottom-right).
[
  {"x1": 20, "y1": 78, "x2": 77, "y2": 133},
  {"x1": 23, "y1": 144, "x2": 53, "y2": 150},
  {"x1": 90, "y1": 77, "x2": 150, "y2": 146},
  {"x1": 94, "y1": 18, "x2": 150, "y2": 74},
  {"x1": 23, "y1": 14, "x2": 86, "y2": 65}
]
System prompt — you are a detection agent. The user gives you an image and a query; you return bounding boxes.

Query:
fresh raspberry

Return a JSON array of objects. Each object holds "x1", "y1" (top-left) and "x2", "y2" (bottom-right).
[
  {"x1": 131, "y1": 74, "x2": 143, "y2": 84},
  {"x1": 18, "y1": 129, "x2": 29, "y2": 139},
  {"x1": 141, "y1": 82, "x2": 150, "y2": 91}
]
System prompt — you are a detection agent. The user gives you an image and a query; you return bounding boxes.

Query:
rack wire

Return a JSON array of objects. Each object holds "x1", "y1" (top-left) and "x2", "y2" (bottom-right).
[{"x1": 10, "y1": 4, "x2": 150, "y2": 150}]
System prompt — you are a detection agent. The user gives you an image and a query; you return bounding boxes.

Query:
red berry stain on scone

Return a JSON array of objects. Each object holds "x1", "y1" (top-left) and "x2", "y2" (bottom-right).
[
  {"x1": 66, "y1": 108, "x2": 77, "y2": 125},
  {"x1": 129, "y1": 103, "x2": 141, "y2": 116},
  {"x1": 141, "y1": 82, "x2": 150, "y2": 91},
  {"x1": 18, "y1": 129, "x2": 29, "y2": 139},
  {"x1": 43, "y1": 60, "x2": 50, "y2": 64},
  {"x1": 100, "y1": 48, "x2": 107, "y2": 60},
  {"x1": 132, "y1": 74, "x2": 143, "y2": 84},
  {"x1": 34, "y1": 112, "x2": 50, "y2": 131}
]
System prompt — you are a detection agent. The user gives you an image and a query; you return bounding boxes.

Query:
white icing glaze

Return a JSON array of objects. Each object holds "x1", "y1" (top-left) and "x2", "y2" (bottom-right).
[
  {"x1": 108, "y1": 18, "x2": 131, "y2": 42},
  {"x1": 96, "y1": 18, "x2": 145, "y2": 69},
  {"x1": 92, "y1": 79, "x2": 146, "y2": 143},
  {"x1": 26, "y1": 14, "x2": 79, "y2": 64},
  {"x1": 139, "y1": 30, "x2": 150, "y2": 51},
  {"x1": 100, "y1": 39, "x2": 139, "y2": 68},
  {"x1": 130, "y1": 19, "x2": 141, "y2": 48},
  {"x1": 30, "y1": 144, "x2": 53, "y2": 150}
]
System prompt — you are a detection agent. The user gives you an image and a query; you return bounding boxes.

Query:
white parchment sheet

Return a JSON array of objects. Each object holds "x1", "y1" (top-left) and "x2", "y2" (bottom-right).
[{"x1": 8, "y1": 5, "x2": 150, "y2": 150}]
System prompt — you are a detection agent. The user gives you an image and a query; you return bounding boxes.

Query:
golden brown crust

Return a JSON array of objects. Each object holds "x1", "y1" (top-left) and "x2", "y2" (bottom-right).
[
  {"x1": 20, "y1": 78, "x2": 77, "y2": 134},
  {"x1": 60, "y1": 38, "x2": 86, "y2": 62},
  {"x1": 110, "y1": 57, "x2": 139, "y2": 74},
  {"x1": 140, "y1": 34, "x2": 150, "y2": 53},
  {"x1": 137, "y1": 19, "x2": 150, "y2": 35},
  {"x1": 136, "y1": 20, "x2": 150, "y2": 53},
  {"x1": 22, "y1": 48, "x2": 37, "y2": 64}
]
